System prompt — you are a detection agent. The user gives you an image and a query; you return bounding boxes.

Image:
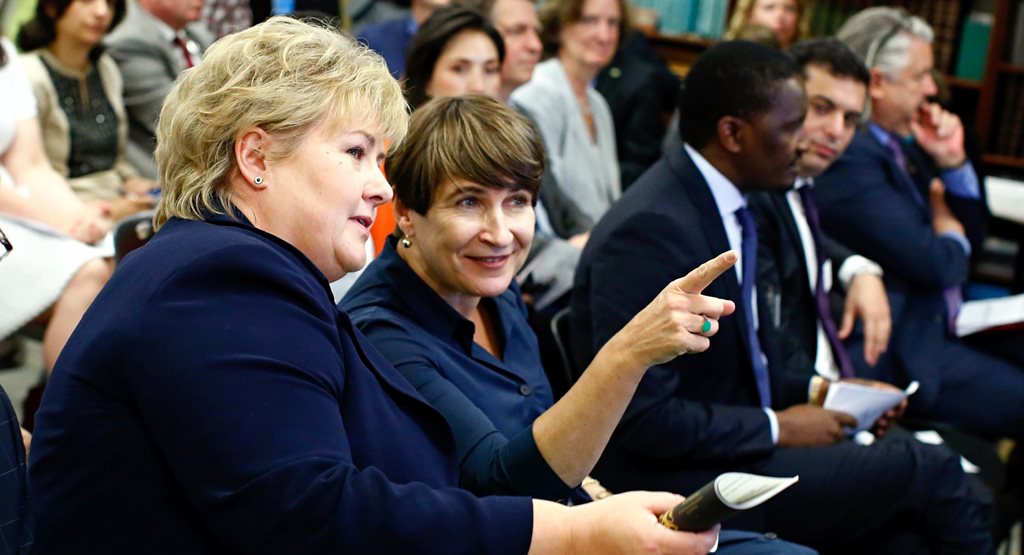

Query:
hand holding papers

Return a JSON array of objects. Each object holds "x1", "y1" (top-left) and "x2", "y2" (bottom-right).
[
  {"x1": 823, "y1": 381, "x2": 919, "y2": 433},
  {"x1": 659, "y1": 473, "x2": 799, "y2": 532}
]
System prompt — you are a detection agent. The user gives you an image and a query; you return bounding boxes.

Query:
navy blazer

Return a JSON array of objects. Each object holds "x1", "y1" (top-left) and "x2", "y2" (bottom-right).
[
  {"x1": 749, "y1": 190, "x2": 888, "y2": 378},
  {"x1": 29, "y1": 215, "x2": 531, "y2": 554},
  {"x1": 813, "y1": 131, "x2": 987, "y2": 403},
  {"x1": 813, "y1": 132, "x2": 985, "y2": 292},
  {"x1": 569, "y1": 147, "x2": 807, "y2": 491}
]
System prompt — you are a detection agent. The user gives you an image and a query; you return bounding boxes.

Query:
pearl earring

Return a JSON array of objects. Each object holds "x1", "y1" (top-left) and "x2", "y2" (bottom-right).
[{"x1": 401, "y1": 237, "x2": 412, "y2": 248}]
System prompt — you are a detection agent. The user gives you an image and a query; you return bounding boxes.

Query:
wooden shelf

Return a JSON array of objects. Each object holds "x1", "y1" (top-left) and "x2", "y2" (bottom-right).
[
  {"x1": 997, "y1": 62, "x2": 1024, "y2": 75},
  {"x1": 644, "y1": 31, "x2": 717, "y2": 76},
  {"x1": 946, "y1": 76, "x2": 983, "y2": 91},
  {"x1": 984, "y1": 154, "x2": 1024, "y2": 170}
]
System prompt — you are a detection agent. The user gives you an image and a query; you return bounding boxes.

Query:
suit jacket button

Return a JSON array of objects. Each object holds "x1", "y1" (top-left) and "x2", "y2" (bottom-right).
[{"x1": 518, "y1": 384, "x2": 532, "y2": 396}]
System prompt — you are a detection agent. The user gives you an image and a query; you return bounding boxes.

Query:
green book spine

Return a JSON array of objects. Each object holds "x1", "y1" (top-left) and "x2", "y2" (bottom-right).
[{"x1": 954, "y1": 12, "x2": 992, "y2": 81}]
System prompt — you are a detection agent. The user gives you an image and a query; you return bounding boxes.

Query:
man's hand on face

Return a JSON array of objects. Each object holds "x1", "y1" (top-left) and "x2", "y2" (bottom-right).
[{"x1": 911, "y1": 103, "x2": 966, "y2": 169}]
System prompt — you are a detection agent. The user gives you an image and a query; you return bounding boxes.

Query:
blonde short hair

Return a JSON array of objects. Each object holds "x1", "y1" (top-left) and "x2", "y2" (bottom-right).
[{"x1": 154, "y1": 16, "x2": 408, "y2": 228}]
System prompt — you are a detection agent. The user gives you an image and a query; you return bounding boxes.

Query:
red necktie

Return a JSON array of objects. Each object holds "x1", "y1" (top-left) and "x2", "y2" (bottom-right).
[{"x1": 173, "y1": 36, "x2": 194, "y2": 69}]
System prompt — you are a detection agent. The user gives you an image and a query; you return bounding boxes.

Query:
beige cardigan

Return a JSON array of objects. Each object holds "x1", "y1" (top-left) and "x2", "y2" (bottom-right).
[{"x1": 20, "y1": 49, "x2": 140, "y2": 202}]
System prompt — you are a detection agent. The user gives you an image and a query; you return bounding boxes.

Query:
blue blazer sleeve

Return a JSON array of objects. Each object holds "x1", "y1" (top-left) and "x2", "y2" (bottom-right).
[
  {"x1": 355, "y1": 316, "x2": 573, "y2": 501},
  {"x1": 814, "y1": 135, "x2": 969, "y2": 290},
  {"x1": 129, "y1": 241, "x2": 532, "y2": 554},
  {"x1": 581, "y1": 210, "x2": 775, "y2": 463}
]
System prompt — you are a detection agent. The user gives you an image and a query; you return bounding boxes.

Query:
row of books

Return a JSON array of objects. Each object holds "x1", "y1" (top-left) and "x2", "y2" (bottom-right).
[
  {"x1": 630, "y1": 0, "x2": 729, "y2": 38},
  {"x1": 803, "y1": 0, "x2": 963, "y2": 74},
  {"x1": 639, "y1": 0, "x2": 967, "y2": 75},
  {"x1": 989, "y1": 74, "x2": 1024, "y2": 158}
]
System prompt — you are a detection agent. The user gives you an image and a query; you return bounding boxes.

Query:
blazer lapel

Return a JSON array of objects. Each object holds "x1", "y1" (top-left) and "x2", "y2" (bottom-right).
[
  {"x1": 667, "y1": 149, "x2": 753, "y2": 362},
  {"x1": 775, "y1": 192, "x2": 812, "y2": 292}
]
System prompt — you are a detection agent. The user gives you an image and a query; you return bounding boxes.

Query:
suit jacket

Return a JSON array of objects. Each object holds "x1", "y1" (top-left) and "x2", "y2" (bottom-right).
[
  {"x1": 749, "y1": 190, "x2": 882, "y2": 378},
  {"x1": 356, "y1": 15, "x2": 414, "y2": 78},
  {"x1": 569, "y1": 147, "x2": 807, "y2": 492},
  {"x1": 596, "y1": 31, "x2": 680, "y2": 190},
  {"x1": 813, "y1": 131, "x2": 988, "y2": 404},
  {"x1": 0, "y1": 385, "x2": 30, "y2": 554},
  {"x1": 28, "y1": 214, "x2": 531, "y2": 554},
  {"x1": 105, "y1": 5, "x2": 213, "y2": 180}
]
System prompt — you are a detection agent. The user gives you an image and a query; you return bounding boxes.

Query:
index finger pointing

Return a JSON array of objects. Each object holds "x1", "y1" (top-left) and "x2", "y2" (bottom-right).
[{"x1": 675, "y1": 250, "x2": 739, "y2": 294}]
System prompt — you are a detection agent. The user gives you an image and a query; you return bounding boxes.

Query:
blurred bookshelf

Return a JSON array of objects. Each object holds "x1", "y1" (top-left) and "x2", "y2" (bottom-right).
[{"x1": 637, "y1": 0, "x2": 1023, "y2": 178}]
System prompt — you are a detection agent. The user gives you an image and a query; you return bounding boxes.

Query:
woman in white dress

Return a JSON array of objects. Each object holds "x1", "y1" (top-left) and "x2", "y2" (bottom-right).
[{"x1": 0, "y1": 35, "x2": 112, "y2": 374}]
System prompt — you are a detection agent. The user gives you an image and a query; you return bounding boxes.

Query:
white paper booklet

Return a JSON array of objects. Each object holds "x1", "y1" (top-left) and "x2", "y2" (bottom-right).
[
  {"x1": 955, "y1": 294, "x2": 1024, "y2": 337},
  {"x1": 823, "y1": 381, "x2": 919, "y2": 433}
]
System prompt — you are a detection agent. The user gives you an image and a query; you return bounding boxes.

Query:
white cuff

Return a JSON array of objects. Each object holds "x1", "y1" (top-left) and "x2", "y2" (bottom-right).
[
  {"x1": 763, "y1": 408, "x2": 779, "y2": 445},
  {"x1": 837, "y1": 255, "x2": 883, "y2": 290}
]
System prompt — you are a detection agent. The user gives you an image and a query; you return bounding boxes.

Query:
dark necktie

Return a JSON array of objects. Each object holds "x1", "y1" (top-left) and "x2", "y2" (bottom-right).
[
  {"x1": 883, "y1": 136, "x2": 925, "y2": 207},
  {"x1": 173, "y1": 36, "x2": 194, "y2": 69},
  {"x1": 797, "y1": 186, "x2": 855, "y2": 378},
  {"x1": 885, "y1": 135, "x2": 962, "y2": 332},
  {"x1": 736, "y1": 206, "x2": 772, "y2": 407}
]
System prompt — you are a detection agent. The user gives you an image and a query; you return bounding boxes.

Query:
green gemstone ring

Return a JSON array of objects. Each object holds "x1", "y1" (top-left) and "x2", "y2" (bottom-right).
[{"x1": 701, "y1": 317, "x2": 712, "y2": 334}]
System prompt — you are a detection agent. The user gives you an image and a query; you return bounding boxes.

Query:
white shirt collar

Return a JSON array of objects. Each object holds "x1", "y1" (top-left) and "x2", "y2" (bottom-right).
[{"x1": 683, "y1": 143, "x2": 745, "y2": 217}]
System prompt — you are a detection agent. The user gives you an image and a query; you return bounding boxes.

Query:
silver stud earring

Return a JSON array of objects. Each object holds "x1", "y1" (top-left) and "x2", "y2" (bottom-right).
[
  {"x1": 400, "y1": 237, "x2": 412, "y2": 249},
  {"x1": 253, "y1": 176, "x2": 263, "y2": 185}
]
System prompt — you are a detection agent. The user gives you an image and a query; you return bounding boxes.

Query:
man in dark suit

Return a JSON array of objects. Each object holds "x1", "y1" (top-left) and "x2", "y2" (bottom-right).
[
  {"x1": 570, "y1": 40, "x2": 993, "y2": 553},
  {"x1": 105, "y1": 0, "x2": 214, "y2": 180},
  {"x1": 752, "y1": 38, "x2": 899, "y2": 414},
  {"x1": 357, "y1": 0, "x2": 450, "y2": 78},
  {"x1": 815, "y1": 7, "x2": 1024, "y2": 439}
]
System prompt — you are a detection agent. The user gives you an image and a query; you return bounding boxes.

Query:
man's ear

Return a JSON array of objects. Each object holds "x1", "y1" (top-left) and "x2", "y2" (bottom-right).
[
  {"x1": 235, "y1": 128, "x2": 271, "y2": 190},
  {"x1": 718, "y1": 116, "x2": 745, "y2": 154},
  {"x1": 868, "y1": 67, "x2": 888, "y2": 102}
]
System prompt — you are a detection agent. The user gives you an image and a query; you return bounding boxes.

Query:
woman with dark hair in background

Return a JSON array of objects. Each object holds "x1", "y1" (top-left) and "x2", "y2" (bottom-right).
[
  {"x1": 17, "y1": 0, "x2": 157, "y2": 221},
  {"x1": 403, "y1": 5, "x2": 504, "y2": 109}
]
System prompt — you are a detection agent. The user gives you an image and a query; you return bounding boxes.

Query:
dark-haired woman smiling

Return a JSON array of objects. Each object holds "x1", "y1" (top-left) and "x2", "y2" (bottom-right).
[
  {"x1": 404, "y1": 6, "x2": 504, "y2": 109},
  {"x1": 344, "y1": 92, "x2": 735, "y2": 509}
]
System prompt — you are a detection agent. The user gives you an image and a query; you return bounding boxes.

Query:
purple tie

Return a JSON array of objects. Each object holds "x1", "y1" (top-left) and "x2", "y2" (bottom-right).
[
  {"x1": 736, "y1": 206, "x2": 772, "y2": 407},
  {"x1": 883, "y1": 137, "x2": 925, "y2": 207},
  {"x1": 797, "y1": 187, "x2": 855, "y2": 378},
  {"x1": 885, "y1": 135, "x2": 962, "y2": 333}
]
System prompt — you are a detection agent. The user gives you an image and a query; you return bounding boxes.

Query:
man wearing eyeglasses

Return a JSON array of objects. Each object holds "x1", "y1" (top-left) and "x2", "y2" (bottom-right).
[{"x1": 814, "y1": 7, "x2": 1024, "y2": 441}]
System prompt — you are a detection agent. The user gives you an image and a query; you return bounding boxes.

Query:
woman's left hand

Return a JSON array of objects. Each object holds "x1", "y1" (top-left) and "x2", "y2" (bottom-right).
[{"x1": 608, "y1": 251, "x2": 738, "y2": 369}]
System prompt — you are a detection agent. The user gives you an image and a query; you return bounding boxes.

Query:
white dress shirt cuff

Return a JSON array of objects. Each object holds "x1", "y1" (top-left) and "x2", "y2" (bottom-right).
[
  {"x1": 837, "y1": 255, "x2": 883, "y2": 290},
  {"x1": 763, "y1": 408, "x2": 779, "y2": 445}
]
